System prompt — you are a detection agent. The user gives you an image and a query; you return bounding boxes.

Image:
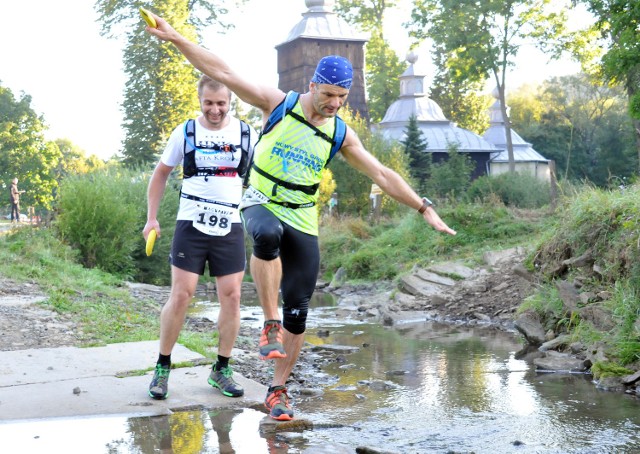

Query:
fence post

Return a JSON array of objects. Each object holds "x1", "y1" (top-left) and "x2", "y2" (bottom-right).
[
  {"x1": 549, "y1": 160, "x2": 558, "y2": 211},
  {"x1": 329, "y1": 192, "x2": 338, "y2": 217},
  {"x1": 369, "y1": 184, "x2": 383, "y2": 221}
]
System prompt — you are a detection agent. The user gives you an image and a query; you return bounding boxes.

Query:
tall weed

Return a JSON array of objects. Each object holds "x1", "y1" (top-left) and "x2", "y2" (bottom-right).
[{"x1": 535, "y1": 184, "x2": 640, "y2": 284}]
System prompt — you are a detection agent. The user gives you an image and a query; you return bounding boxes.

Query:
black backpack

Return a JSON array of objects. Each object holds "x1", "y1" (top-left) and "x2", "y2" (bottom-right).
[{"x1": 182, "y1": 119, "x2": 252, "y2": 184}]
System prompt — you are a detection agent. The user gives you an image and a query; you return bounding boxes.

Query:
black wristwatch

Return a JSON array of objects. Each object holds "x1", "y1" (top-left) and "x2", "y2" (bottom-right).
[{"x1": 418, "y1": 197, "x2": 433, "y2": 214}]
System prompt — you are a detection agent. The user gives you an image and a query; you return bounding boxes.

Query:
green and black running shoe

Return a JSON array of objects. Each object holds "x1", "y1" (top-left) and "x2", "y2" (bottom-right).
[
  {"x1": 148, "y1": 363, "x2": 170, "y2": 400},
  {"x1": 208, "y1": 366, "x2": 245, "y2": 397}
]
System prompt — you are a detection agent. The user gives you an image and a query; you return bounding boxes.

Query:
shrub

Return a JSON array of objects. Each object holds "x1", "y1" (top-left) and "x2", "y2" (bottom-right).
[
  {"x1": 54, "y1": 167, "x2": 178, "y2": 282},
  {"x1": 425, "y1": 144, "x2": 474, "y2": 200},
  {"x1": 466, "y1": 172, "x2": 551, "y2": 208}
]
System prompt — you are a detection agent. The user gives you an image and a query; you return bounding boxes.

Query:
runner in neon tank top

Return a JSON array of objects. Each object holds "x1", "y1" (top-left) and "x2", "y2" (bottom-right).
[{"x1": 144, "y1": 13, "x2": 457, "y2": 421}]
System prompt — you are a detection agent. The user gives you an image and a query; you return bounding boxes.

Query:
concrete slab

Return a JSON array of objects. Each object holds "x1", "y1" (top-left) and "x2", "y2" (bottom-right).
[
  {"x1": 415, "y1": 269, "x2": 456, "y2": 286},
  {"x1": 399, "y1": 274, "x2": 446, "y2": 297},
  {"x1": 0, "y1": 341, "x2": 268, "y2": 422},
  {"x1": 427, "y1": 262, "x2": 476, "y2": 279}
]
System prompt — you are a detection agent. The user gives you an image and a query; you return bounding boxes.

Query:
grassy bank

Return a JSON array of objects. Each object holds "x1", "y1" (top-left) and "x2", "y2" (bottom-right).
[
  {"x1": 521, "y1": 183, "x2": 640, "y2": 377},
  {"x1": 2, "y1": 182, "x2": 639, "y2": 378},
  {"x1": 0, "y1": 200, "x2": 549, "y2": 354},
  {"x1": 319, "y1": 201, "x2": 548, "y2": 282}
]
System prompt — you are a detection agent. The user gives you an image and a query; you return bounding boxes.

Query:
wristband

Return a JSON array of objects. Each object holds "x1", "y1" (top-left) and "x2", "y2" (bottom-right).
[{"x1": 418, "y1": 197, "x2": 433, "y2": 214}]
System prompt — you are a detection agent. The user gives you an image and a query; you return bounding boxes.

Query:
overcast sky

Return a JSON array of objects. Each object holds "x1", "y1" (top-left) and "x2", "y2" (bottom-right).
[{"x1": 0, "y1": 0, "x2": 582, "y2": 160}]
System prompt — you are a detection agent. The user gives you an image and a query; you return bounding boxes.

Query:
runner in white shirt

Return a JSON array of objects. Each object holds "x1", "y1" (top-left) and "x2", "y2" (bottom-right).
[{"x1": 143, "y1": 75, "x2": 258, "y2": 400}]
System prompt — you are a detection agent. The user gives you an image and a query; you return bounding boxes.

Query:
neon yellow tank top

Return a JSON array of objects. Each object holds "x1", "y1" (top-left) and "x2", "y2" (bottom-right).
[{"x1": 249, "y1": 99, "x2": 336, "y2": 235}]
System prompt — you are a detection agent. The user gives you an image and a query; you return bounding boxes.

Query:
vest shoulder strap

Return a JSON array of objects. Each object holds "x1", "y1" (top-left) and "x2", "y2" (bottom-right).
[
  {"x1": 240, "y1": 120, "x2": 253, "y2": 188},
  {"x1": 182, "y1": 119, "x2": 197, "y2": 178},
  {"x1": 327, "y1": 116, "x2": 346, "y2": 167},
  {"x1": 184, "y1": 118, "x2": 196, "y2": 145},
  {"x1": 183, "y1": 118, "x2": 251, "y2": 181},
  {"x1": 261, "y1": 91, "x2": 346, "y2": 167},
  {"x1": 262, "y1": 91, "x2": 299, "y2": 135}
]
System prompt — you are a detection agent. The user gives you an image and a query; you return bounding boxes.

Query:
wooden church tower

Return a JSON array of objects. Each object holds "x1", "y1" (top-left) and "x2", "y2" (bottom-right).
[{"x1": 275, "y1": 0, "x2": 370, "y2": 122}]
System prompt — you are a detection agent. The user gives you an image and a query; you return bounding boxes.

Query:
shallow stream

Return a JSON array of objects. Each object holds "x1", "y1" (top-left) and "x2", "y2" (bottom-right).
[{"x1": 4, "y1": 294, "x2": 640, "y2": 453}]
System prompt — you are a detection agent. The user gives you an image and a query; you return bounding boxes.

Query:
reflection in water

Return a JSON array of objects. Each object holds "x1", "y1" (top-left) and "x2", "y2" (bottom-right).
[
  {"x1": 2, "y1": 305, "x2": 640, "y2": 453},
  {"x1": 291, "y1": 322, "x2": 640, "y2": 453},
  {"x1": 114, "y1": 408, "x2": 277, "y2": 453},
  {"x1": 126, "y1": 412, "x2": 206, "y2": 453}
]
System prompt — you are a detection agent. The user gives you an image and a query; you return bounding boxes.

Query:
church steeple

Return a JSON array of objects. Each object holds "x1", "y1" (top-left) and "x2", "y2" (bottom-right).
[
  {"x1": 399, "y1": 52, "x2": 426, "y2": 98},
  {"x1": 377, "y1": 51, "x2": 497, "y2": 179},
  {"x1": 380, "y1": 52, "x2": 449, "y2": 125},
  {"x1": 481, "y1": 87, "x2": 549, "y2": 180},
  {"x1": 276, "y1": 0, "x2": 370, "y2": 121}
]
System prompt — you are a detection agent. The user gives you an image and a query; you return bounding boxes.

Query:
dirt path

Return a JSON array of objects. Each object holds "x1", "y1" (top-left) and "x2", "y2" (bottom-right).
[
  {"x1": 0, "y1": 249, "x2": 534, "y2": 392},
  {"x1": 0, "y1": 279, "x2": 79, "y2": 350}
]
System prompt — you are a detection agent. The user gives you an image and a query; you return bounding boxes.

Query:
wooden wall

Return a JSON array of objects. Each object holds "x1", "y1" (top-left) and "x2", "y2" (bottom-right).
[{"x1": 276, "y1": 38, "x2": 369, "y2": 122}]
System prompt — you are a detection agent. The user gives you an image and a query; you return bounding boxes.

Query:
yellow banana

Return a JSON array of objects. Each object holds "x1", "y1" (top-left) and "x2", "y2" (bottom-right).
[
  {"x1": 139, "y1": 7, "x2": 157, "y2": 28},
  {"x1": 146, "y1": 229, "x2": 157, "y2": 256}
]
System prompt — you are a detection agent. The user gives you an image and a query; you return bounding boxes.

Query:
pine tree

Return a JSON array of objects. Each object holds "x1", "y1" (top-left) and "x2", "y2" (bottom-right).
[
  {"x1": 95, "y1": 0, "x2": 234, "y2": 167},
  {"x1": 401, "y1": 115, "x2": 431, "y2": 194}
]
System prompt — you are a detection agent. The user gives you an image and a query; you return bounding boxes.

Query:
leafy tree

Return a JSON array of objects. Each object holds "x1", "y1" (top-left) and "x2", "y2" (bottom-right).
[
  {"x1": 509, "y1": 74, "x2": 636, "y2": 185},
  {"x1": 95, "y1": 0, "x2": 236, "y2": 167},
  {"x1": 330, "y1": 109, "x2": 410, "y2": 215},
  {"x1": 506, "y1": 83, "x2": 547, "y2": 127},
  {"x1": 578, "y1": 0, "x2": 640, "y2": 172},
  {"x1": 55, "y1": 139, "x2": 106, "y2": 177},
  {"x1": 0, "y1": 83, "x2": 61, "y2": 212},
  {"x1": 363, "y1": 31, "x2": 403, "y2": 123},
  {"x1": 407, "y1": 0, "x2": 573, "y2": 172},
  {"x1": 318, "y1": 167, "x2": 337, "y2": 216},
  {"x1": 231, "y1": 97, "x2": 262, "y2": 132},
  {"x1": 430, "y1": 67, "x2": 491, "y2": 135},
  {"x1": 334, "y1": 0, "x2": 404, "y2": 123},
  {"x1": 401, "y1": 115, "x2": 430, "y2": 193}
]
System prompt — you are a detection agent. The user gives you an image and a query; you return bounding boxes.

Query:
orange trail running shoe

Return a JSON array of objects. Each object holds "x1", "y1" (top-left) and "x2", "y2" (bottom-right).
[
  {"x1": 265, "y1": 385, "x2": 294, "y2": 421},
  {"x1": 259, "y1": 320, "x2": 287, "y2": 360}
]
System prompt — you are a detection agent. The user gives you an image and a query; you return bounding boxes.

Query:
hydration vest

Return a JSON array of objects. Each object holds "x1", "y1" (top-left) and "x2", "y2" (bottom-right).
[
  {"x1": 182, "y1": 118, "x2": 252, "y2": 183},
  {"x1": 246, "y1": 91, "x2": 347, "y2": 195}
]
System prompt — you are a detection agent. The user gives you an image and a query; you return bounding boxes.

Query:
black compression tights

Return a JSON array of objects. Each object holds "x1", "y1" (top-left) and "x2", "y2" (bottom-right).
[{"x1": 242, "y1": 204, "x2": 320, "y2": 334}]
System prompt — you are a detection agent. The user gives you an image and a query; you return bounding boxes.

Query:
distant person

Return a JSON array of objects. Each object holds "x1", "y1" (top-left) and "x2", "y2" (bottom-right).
[
  {"x1": 144, "y1": 13, "x2": 456, "y2": 420},
  {"x1": 142, "y1": 75, "x2": 257, "y2": 400},
  {"x1": 10, "y1": 178, "x2": 24, "y2": 223},
  {"x1": 328, "y1": 192, "x2": 338, "y2": 217}
]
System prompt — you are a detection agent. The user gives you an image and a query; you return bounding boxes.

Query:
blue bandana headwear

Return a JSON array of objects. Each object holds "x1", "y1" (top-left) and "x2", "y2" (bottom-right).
[{"x1": 311, "y1": 55, "x2": 353, "y2": 89}]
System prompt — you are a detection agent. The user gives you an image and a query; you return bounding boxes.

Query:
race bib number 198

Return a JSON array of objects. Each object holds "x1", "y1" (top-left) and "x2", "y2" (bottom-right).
[{"x1": 193, "y1": 202, "x2": 233, "y2": 236}]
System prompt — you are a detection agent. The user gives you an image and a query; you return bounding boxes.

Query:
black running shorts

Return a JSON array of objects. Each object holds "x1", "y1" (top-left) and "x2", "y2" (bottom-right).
[{"x1": 170, "y1": 221, "x2": 246, "y2": 277}]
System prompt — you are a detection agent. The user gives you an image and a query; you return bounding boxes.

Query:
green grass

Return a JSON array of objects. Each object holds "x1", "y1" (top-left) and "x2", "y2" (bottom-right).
[
  {"x1": 591, "y1": 362, "x2": 634, "y2": 380},
  {"x1": 529, "y1": 184, "x2": 640, "y2": 368},
  {"x1": 0, "y1": 226, "x2": 217, "y2": 357},
  {"x1": 319, "y1": 201, "x2": 547, "y2": 282},
  {"x1": 4, "y1": 182, "x2": 640, "y2": 376}
]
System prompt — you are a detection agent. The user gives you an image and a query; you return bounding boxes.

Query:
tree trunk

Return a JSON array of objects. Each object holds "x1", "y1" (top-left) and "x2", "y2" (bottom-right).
[
  {"x1": 633, "y1": 117, "x2": 640, "y2": 175},
  {"x1": 626, "y1": 84, "x2": 640, "y2": 175},
  {"x1": 497, "y1": 84, "x2": 516, "y2": 173}
]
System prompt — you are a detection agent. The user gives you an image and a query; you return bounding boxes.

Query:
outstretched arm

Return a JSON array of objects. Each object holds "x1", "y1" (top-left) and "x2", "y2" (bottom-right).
[
  {"x1": 340, "y1": 128, "x2": 456, "y2": 235},
  {"x1": 144, "y1": 12, "x2": 283, "y2": 116}
]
